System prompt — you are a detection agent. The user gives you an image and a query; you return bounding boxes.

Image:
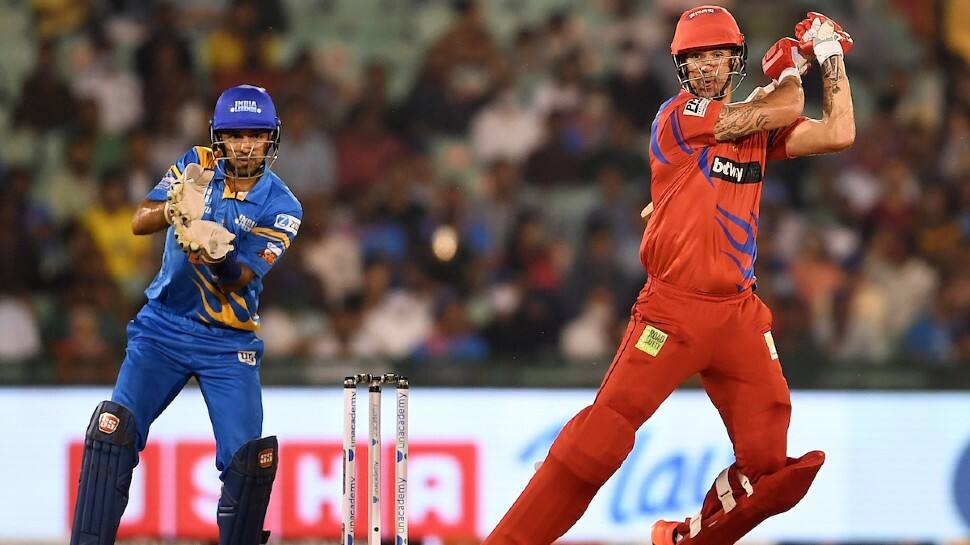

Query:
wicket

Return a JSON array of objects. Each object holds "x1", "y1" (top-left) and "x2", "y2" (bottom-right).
[{"x1": 343, "y1": 373, "x2": 409, "y2": 545}]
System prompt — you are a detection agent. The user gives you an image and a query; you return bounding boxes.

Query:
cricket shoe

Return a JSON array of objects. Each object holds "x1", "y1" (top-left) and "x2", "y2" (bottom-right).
[{"x1": 651, "y1": 519, "x2": 682, "y2": 545}]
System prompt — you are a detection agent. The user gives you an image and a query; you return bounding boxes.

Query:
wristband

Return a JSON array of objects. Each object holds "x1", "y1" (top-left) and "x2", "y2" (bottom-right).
[
  {"x1": 813, "y1": 40, "x2": 843, "y2": 65},
  {"x1": 208, "y1": 251, "x2": 243, "y2": 284},
  {"x1": 776, "y1": 67, "x2": 801, "y2": 84}
]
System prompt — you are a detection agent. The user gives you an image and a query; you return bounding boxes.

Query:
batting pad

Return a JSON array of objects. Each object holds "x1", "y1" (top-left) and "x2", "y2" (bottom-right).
[
  {"x1": 217, "y1": 436, "x2": 278, "y2": 545},
  {"x1": 70, "y1": 401, "x2": 138, "y2": 545}
]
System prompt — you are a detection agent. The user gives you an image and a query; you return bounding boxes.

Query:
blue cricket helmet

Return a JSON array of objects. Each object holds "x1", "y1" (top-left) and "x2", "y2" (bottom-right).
[{"x1": 210, "y1": 85, "x2": 282, "y2": 178}]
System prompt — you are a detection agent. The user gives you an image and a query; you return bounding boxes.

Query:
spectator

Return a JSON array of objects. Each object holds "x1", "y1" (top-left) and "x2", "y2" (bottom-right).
[
  {"x1": 413, "y1": 292, "x2": 489, "y2": 362},
  {"x1": 335, "y1": 104, "x2": 404, "y2": 193},
  {"x1": 301, "y1": 196, "x2": 364, "y2": 304},
  {"x1": 0, "y1": 169, "x2": 50, "y2": 292},
  {"x1": 30, "y1": 0, "x2": 91, "y2": 39},
  {"x1": 53, "y1": 303, "x2": 118, "y2": 383},
  {"x1": 523, "y1": 111, "x2": 583, "y2": 185},
  {"x1": 354, "y1": 258, "x2": 433, "y2": 358},
  {"x1": 205, "y1": 0, "x2": 281, "y2": 79},
  {"x1": 606, "y1": 40, "x2": 666, "y2": 130},
  {"x1": 123, "y1": 128, "x2": 156, "y2": 202},
  {"x1": 35, "y1": 135, "x2": 98, "y2": 226},
  {"x1": 864, "y1": 229, "x2": 939, "y2": 340},
  {"x1": 939, "y1": 107, "x2": 970, "y2": 181},
  {"x1": 79, "y1": 170, "x2": 151, "y2": 299},
  {"x1": 71, "y1": 29, "x2": 143, "y2": 135},
  {"x1": 69, "y1": 96, "x2": 124, "y2": 176},
  {"x1": 140, "y1": 39, "x2": 198, "y2": 132},
  {"x1": 470, "y1": 83, "x2": 542, "y2": 164},
  {"x1": 272, "y1": 98, "x2": 336, "y2": 199},
  {"x1": 134, "y1": 3, "x2": 195, "y2": 86},
  {"x1": 281, "y1": 48, "x2": 345, "y2": 131},
  {"x1": 403, "y1": 0, "x2": 503, "y2": 136},
  {"x1": 564, "y1": 218, "x2": 630, "y2": 314},
  {"x1": 789, "y1": 233, "x2": 847, "y2": 349},
  {"x1": 13, "y1": 41, "x2": 78, "y2": 133},
  {"x1": 560, "y1": 285, "x2": 618, "y2": 362},
  {"x1": 531, "y1": 49, "x2": 586, "y2": 117},
  {"x1": 913, "y1": 185, "x2": 963, "y2": 268},
  {"x1": 0, "y1": 293, "x2": 42, "y2": 365}
]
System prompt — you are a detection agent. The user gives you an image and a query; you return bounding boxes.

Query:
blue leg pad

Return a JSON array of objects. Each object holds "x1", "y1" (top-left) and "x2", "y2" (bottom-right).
[
  {"x1": 70, "y1": 401, "x2": 138, "y2": 545},
  {"x1": 218, "y1": 436, "x2": 278, "y2": 545}
]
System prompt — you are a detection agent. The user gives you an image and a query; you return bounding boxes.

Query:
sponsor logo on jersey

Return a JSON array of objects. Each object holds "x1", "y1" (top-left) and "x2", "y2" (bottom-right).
[
  {"x1": 229, "y1": 100, "x2": 262, "y2": 114},
  {"x1": 237, "y1": 351, "x2": 257, "y2": 366},
  {"x1": 274, "y1": 213, "x2": 301, "y2": 235},
  {"x1": 235, "y1": 214, "x2": 257, "y2": 232},
  {"x1": 98, "y1": 413, "x2": 120, "y2": 434},
  {"x1": 711, "y1": 156, "x2": 763, "y2": 184},
  {"x1": 684, "y1": 97, "x2": 711, "y2": 117}
]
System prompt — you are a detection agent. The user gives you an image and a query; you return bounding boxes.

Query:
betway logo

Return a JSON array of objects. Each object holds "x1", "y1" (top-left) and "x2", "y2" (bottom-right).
[
  {"x1": 711, "y1": 156, "x2": 763, "y2": 184},
  {"x1": 68, "y1": 440, "x2": 478, "y2": 539}
]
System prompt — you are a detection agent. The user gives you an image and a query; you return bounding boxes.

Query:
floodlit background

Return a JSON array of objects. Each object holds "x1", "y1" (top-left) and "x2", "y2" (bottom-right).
[{"x1": 0, "y1": 0, "x2": 968, "y2": 543}]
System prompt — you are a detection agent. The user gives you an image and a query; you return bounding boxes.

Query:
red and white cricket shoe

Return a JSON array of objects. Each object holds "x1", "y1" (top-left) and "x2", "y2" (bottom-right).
[{"x1": 651, "y1": 520, "x2": 681, "y2": 545}]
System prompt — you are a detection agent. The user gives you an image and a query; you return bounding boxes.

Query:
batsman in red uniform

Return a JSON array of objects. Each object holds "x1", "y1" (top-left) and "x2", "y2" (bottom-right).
[{"x1": 484, "y1": 6, "x2": 855, "y2": 545}]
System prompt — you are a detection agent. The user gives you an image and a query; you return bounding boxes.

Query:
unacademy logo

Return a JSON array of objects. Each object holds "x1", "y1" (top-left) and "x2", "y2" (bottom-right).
[{"x1": 229, "y1": 100, "x2": 262, "y2": 114}]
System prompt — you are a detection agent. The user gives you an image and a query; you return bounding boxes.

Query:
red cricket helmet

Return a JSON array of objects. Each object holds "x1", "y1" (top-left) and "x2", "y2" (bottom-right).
[{"x1": 670, "y1": 5, "x2": 747, "y2": 98}]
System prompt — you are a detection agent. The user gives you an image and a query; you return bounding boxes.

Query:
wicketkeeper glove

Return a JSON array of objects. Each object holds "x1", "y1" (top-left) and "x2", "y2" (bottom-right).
[
  {"x1": 165, "y1": 163, "x2": 214, "y2": 226},
  {"x1": 762, "y1": 37, "x2": 810, "y2": 85},
  {"x1": 174, "y1": 219, "x2": 236, "y2": 264},
  {"x1": 795, "y1": 12, "x2": 854, "y2": 66}
]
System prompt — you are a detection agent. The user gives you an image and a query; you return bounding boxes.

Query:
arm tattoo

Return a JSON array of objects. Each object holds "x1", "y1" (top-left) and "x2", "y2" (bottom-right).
[
  {"x1": 821, "y1": 57, "x2": 843, "y2": 116},
  {"x1": 714, "y1": 104, "x2": 771, "y2": 141}
]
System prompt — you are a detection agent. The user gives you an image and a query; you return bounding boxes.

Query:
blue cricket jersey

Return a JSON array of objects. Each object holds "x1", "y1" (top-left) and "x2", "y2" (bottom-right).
[{"x1": 144, "y1": 146, "x2": 302, "y2": 332}]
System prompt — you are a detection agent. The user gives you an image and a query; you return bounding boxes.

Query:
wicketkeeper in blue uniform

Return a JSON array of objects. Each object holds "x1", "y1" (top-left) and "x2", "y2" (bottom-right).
[{"x1": 70, "y1": 85, "x2": 302, "y2": 545}]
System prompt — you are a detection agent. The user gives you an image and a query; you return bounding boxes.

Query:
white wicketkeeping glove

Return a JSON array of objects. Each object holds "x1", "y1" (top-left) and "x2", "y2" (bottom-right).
[
  {"x1": 165, "y1": 163, "x2": 214, "y2": 225},
  {"x1": 174, "y1": 219, "x2": 236, "y2": 263}
]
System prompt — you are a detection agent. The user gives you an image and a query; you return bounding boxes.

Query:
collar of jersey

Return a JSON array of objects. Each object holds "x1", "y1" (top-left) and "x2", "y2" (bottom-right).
[{"x1": 214, "y1": 163, "x2": 271, "y2": 205}]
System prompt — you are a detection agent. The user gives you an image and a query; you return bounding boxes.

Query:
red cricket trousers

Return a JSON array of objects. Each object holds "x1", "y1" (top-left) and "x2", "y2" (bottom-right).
[{"x1": 484, "y1": 276, "x2": 794, "y2": 544}]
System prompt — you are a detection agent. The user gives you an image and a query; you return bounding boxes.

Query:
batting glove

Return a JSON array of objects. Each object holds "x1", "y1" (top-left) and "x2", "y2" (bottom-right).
[
  {"x1": 795, "y1": 12, "x2": 854, "y2": 66},
  {"x1": 762, "y1": 37, "x2": 810, "y2": 85}
]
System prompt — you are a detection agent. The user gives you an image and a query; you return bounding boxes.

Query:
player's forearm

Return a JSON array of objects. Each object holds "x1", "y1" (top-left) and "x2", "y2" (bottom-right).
[
  {"x1": 818, "y1": 55, "x2": 854, "y2": 149},
  {"x1": 714, "y1": 78, "x2": 803, "y2": 141},
  {"x1": 132, "y1": 200, "x2": 170, "y2": 235}
]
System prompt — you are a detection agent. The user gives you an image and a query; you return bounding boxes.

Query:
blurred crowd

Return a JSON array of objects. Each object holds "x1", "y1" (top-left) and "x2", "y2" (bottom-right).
[{"x1": 0, "y1": 0, "x2": 968, "y2": 385}]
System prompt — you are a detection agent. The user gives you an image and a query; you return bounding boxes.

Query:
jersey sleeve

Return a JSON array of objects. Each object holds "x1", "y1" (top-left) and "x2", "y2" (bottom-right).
[
  {"x1": 672, "y1": 96, "x2": 725, "y2": 148},
  {"x1": 766, "y1": 116, "x2": 808, "y2": 161},
  {"x1": 237, "y1": 200, "x2": 303, "y2": 278},
  {"x1": 144, "y1": 146, "x2": 217, "y2": 201},
  {"x1": 651, "y1": 95, "x2": 726, "y2": 164}
]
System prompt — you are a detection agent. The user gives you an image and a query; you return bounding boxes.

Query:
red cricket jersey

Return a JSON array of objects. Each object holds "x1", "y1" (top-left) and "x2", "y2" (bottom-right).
[{"x1": 639, "y1": 90, "x2": 804, "y2": 294}]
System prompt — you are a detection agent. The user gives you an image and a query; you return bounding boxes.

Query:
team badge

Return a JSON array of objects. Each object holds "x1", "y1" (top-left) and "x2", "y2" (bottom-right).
[{"x1": 259, "y1": 249, "x2": 278, "y2": 265}]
